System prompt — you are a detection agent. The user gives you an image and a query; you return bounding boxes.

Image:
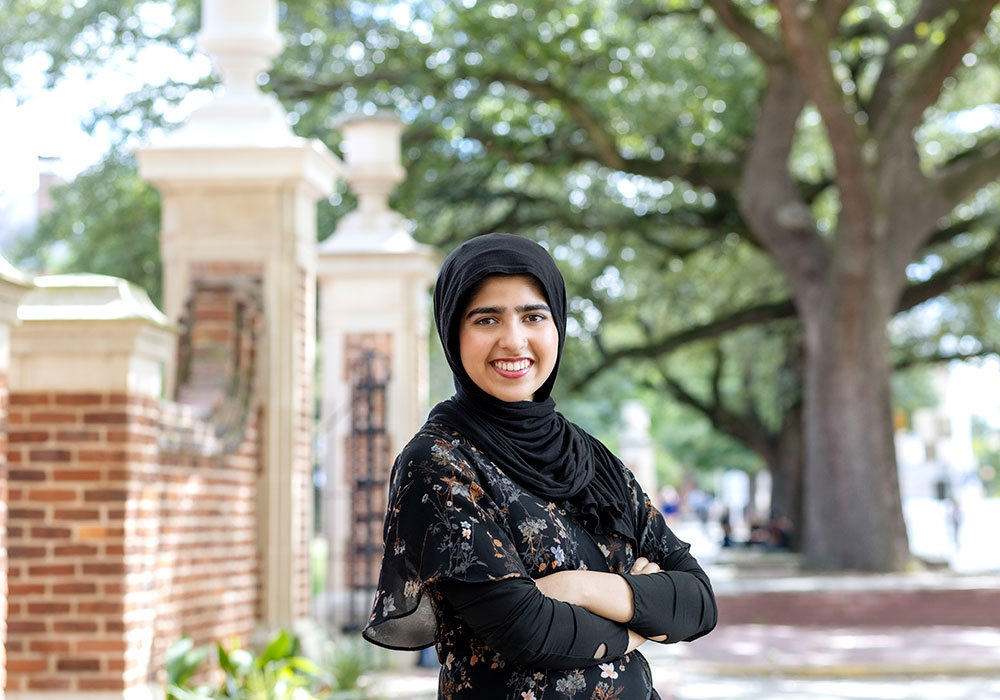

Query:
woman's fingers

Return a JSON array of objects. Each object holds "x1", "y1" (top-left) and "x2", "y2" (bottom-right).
[{"x1": 629, "y1": 557, "x2": 661, "y2": 575}]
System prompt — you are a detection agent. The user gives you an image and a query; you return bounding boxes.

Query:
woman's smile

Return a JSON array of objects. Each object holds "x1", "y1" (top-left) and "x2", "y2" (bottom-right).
[{"x1": 490, "y1": 357, "x2": 534, "y2": 377}]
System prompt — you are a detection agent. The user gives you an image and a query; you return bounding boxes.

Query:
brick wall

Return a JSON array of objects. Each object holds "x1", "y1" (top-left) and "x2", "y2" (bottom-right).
[
  {"x1": 0, "y1": 368, "x2": 8, "y2": 694},
  {"x1": 6, "y1": 275, "x2": 267, "y2": 693}
]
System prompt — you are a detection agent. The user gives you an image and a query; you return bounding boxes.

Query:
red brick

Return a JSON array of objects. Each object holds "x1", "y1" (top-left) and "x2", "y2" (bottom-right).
[
  {"x1": 54, "y1": 393, "x2": 104, "y2": 406},
  {"x1": 28, "y1": 602, "x2": 71, "y2": 615},
  {"x1": 28, "y1": 564, "x2": 75, "y2": 576},
  {"x1": 80, "y1": 678, "x2": 125, "y2": 690},
  {"x1": 53, "y1": 581, "x2": 98, "y2": 595},
  {"x1": 8, "y1": 430, "x2": 50, "y2": 443},
  {"x1": 8, "y1": 583, "x2": 46, "y2": 595},
  {"x1": 54, "y1": 543, "x2": 100, "y2": 557},
  {"x1": 28, "y1": 677, "x2": 72, "y2": 691},
  {"x1": 30, "y1": 525, "x2": 72, "y2": 538},
  {"x1": 27, "y1": 488, "x2": 77, "y2": 502},
  {"x1": 53, "y1": 469, "x2": 102, "y2": 481},
  {"x1": 28, "y1": 412, "x2": 77, "y2": 423},
  {"x1": 55, "y1": 429, "x2": 101, "y2": 441},
  {"x1": 10, "y1": 394, "x2": 50, "y2": 406},
  {"x1": 57, "y1": 657, "x2": 100, "y2": 672},
  {"x1": 53, "y1": 620, "x2": 97, "y2": 633},
  {"x1": 53, "y1": 507, "x2": 100, "y2": 520},
  {"x1": 76, "y1": 639, "x2": 126, "y2": 653},
  {"x1": 83, "y1": 412, "x2": 128, "y2": 424},
  {"x1": 9, "y1": 507, "x2": 44, "y2": 519},
  {"x1": 83, "y1": 489, "x2": 128, "y2": 502},
  {"x1": 29, "y1": 640, "x2": 70, "y2": 653},
  {"x1": 8, "y1": 658, "x2": 48, "y2": 673},
  {"x1": 82, "y1": 562, "x2": 125, "y2": 575},
  {"x1": 79, "y1": 449, "x2": 126, "y2": 462},
  {"x1": 7, "y1": 621, "x2": 45, "y2": 634},
  {"x1": 78, "y1": 601, "x2": 122, "y2": 615},
  {"x1": 9, "y1": 469, "x2": 47, "y2": 482},
  {"x1": 8, "y1": 546, "x2": 46, "y2": 558},
  {"x1": 28, "y1": 449, "x2": 72, "y2": 461}
]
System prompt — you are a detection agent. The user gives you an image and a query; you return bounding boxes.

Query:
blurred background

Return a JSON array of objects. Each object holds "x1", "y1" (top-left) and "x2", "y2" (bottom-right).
[{"x1": 2, "y1": 1, "x2": 999, "y2": 698}]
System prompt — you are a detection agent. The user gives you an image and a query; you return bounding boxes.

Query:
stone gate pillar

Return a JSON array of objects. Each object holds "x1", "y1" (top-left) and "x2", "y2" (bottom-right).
[
  {"x1": 316, "y1": 112, "x2": 437, "y2": 625},
  {"x1": 136, "y1": 0, "x2": 339, "y2": 629}
]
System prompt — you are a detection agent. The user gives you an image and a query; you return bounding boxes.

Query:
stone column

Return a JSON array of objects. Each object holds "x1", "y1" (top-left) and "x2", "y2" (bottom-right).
[
  {"x1": 0, "y1": 258, "x2": 32, "y2": 700},
  {"x1": 619, "y1": 400, "x2": 658, "y2": 501},
  {"x1": 136, "y1": 0, "x2": 339, "y2": 630},
  {"x1": 317, "y1": 112, "x2": 437, "y2": 623}
]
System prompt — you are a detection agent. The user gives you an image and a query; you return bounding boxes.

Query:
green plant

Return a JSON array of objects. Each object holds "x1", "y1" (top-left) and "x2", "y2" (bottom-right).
[{"x1": 165, "y1": 631, "x2": 328, "y2": 700}]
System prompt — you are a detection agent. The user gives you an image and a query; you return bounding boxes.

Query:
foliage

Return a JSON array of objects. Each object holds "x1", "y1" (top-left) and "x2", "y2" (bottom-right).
[
  {"x1": 972, "y1": 415, "x2": 1000, "y2": 497},
  {"x1": 9, "y1": 150, "x2": 163, "y2": 305},
  {"x1": 164, "y1": 630, "x2": 367, "y2": 700},
  {"x1": 6, "y1": 1, "x2": 1000, "y2": 566}
]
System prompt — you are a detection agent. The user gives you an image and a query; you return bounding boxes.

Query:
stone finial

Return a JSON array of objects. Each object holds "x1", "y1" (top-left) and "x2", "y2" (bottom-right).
[
  {"x1": 198, "y1": 0, "x2": 283, "y2": 99},
  {"x1": 160, "y1": 0, "x2": 294, "y2": 146},
  {"x1": 321, "y1": 110, "x2": 424, "y2": 254}
]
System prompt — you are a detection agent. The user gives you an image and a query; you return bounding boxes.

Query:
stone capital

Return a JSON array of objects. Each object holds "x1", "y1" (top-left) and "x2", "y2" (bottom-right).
[{"x1": 10, "y1": 274, "x2": 176, "y2": 397}]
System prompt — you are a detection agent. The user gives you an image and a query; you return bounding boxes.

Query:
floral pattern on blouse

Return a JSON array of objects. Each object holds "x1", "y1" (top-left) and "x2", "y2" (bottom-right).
[{"x1": 366, "y1": 423, "x2": 689, "y2": 700}]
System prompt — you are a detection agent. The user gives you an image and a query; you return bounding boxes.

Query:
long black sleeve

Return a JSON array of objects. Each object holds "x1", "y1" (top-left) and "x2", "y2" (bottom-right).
[
  {"x1": 436, "y1": 577, "x2": 629, "y2": 669},
  {"x1": 619, "y1": 546, "x2": 718, "y2": 642}
]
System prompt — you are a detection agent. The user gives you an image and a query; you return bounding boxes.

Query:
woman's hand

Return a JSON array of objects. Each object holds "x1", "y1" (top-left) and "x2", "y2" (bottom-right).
[
  {"x1": 625, "y1": 557, "x2": 668, "y2": 643},
  {"x1": 629, "y1": 557, "x2": 661, "y2": 575}
]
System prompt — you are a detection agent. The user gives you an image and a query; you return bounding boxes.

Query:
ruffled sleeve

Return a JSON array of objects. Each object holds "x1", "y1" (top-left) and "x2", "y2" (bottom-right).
[{"x1": 363, "y1": 429, "x2": 527, "y2": 650}]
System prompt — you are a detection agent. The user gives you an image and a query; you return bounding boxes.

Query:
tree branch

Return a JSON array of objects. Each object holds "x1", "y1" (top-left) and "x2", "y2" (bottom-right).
[
  {"x1": 775, "y1": 0, "x2": 874, "y2": 242},
  {"x1": 569, "y1": 299, "x2": 797, "y2": 391},
  {"x1": 653, "y1": 367, "x2": 776, "y2": 458},
  {"x1": 866, "y1": 0, "x2": 955, "y2": 125},
  {"x1": 704, "y1": 0, "x2": 784, "y2": 64},
  {"x1": 934, "y1": 136, "x2": 1000, "y2": 206},
  {"x1": 894, "y1": 347, "x2": 1000, "y2": 371},
  {"x1": 876, "y1": 0, "x2": 997, "y2": 141},
  {"x1": 898, "y1": 230, "x2": 1000, "y2": 311}
]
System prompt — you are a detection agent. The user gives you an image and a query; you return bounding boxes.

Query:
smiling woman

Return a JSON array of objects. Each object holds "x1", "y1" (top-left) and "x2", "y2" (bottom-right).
[{"x1": 363, "y1": 234, "x2": 717, "y2": 700}]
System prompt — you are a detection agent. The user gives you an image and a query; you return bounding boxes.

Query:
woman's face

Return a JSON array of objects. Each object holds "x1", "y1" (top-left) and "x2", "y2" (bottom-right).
[{"x1": 458, "y1": 274, "x2": 559, "y2": 402}]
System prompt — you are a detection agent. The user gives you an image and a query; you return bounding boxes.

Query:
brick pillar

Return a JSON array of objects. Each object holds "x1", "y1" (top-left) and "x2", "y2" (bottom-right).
[
  {"x1": 0, "y1": 259, "x2": 33, "y2": 700},
  {"x1": 137, "y1": 132, "x2": 337, "y2": 632},
  {"x1": 6, "y1": 274, "x2": 174, "y2": 699}
]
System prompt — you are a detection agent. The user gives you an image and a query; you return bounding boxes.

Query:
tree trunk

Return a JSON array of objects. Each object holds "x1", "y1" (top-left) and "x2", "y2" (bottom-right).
[
  {"x1": 801, "y1": 275, "x2": 910, "y2": 570},
  {"x1": 768, "y1": 402, "x2": 804, "y2": 551}
]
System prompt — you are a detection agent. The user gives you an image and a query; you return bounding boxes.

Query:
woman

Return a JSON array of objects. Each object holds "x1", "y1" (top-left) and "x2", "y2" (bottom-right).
[{"x1": 364, "y1": 234, "x2": 717, "y2": 699}]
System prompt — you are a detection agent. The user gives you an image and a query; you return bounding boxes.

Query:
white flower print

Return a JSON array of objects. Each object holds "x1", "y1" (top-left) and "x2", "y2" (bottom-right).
[
  {"x1": 382, "y1": 594, "x2": 396, "y2": 615},
  {"x1": 518, "y1": 518, "x2": 547, "y2": 538},
  {"x1": 555, "y1": 669, "x2": 586, "y2": 695},
  {"x1": 403, "y1": 579, "x2": 421, "y2": 598},
  {"x1": 521, "y1": 691, "x2": 536, "y2": 700},
  {"x1": 599, "y1": 662, "x2": 618, "y2": 679},
  {"x1": 550, "y1": 545, "x2": 565, "y2": 567},
  {"x1": 461, "y1": 520, "x2": 472, "y2": 539}
]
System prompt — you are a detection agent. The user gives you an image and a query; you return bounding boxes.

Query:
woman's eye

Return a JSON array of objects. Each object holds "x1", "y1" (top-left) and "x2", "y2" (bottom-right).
[
  {"x1": 525, "y1": 314, "x2": 546, "y2": 323},
  {"x1": 473, "y1": 317, "x2": 496, "y2": 326}
]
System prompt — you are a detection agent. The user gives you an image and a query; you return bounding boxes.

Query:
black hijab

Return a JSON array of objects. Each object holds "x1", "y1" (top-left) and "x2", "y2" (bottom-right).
[{"x1": 428, "y1": 233, "x2": 636, "y2": 541}]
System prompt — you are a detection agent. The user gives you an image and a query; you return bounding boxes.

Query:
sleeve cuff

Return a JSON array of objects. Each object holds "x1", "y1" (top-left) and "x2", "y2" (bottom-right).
[{"x1": 618, "y1": 571, "x2": 672, "y2": 640}]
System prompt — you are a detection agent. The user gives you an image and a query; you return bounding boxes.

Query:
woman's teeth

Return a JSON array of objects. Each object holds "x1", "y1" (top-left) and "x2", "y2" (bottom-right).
[{"x1": 493, "y1": 359, "x2": 531, "y2": 372}]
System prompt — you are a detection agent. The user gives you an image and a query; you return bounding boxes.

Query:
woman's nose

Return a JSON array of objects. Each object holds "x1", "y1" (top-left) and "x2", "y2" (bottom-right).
[{"x1": 498, "y1": 325, "x2": 526, "y2": 350}]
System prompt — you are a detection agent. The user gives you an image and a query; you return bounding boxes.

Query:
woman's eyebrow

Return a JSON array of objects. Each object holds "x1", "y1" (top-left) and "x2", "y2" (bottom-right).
[{"x1": 466, "y1": 303, "x2": 551, "y2": 318}]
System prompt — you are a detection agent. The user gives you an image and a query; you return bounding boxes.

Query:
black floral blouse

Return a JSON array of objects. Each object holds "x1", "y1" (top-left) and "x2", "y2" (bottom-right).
[{"x1": 364, "y1": 422, "x2": 694, "y2": 700}]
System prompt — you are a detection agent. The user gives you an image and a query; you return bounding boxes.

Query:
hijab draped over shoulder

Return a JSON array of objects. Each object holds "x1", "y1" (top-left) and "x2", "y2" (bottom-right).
[{"x1": 428, "y1": 233, "x2": 635, "y2": 540}]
